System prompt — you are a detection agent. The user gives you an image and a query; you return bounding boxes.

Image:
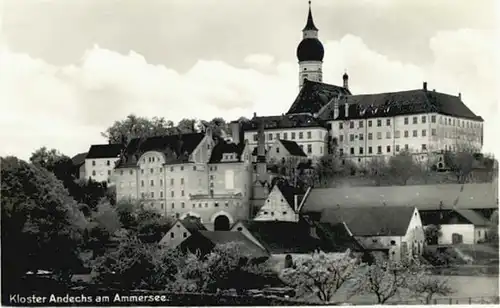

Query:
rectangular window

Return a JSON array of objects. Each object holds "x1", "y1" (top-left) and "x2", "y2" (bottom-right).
[
  {"x1": 181, "y1": 178, "x2": 184, "y2": 185},
  {"x1": 359, "y1": 121, "x2": 364, "y2": 128},
  {"x1": 253, "y1": 134, "x2": 258, "y2": 141},
  {"x1": 359, "y1": 147, "x2": 364, "y2": 154},
  {"x1": 151, "y1": 192, "x2": 154, "y2": 198},
  {"x1": 359, "y1": 133, "x2": 364, "y2": 140},
  {"x1": 405, "y1": 144, "x2": 409, "y2": 151},
  {"x1": 108, "y1": 170, "x2": 111, "y2": 175},
  {"x1": 339, "y1": 148, "x2": 344, "y2": 156},
  {"x1": 141, "y1": 180, "x2": 144, "y2": 187},
  {"x1": 150, "y1": 168, "x2": 154, "y2": 174},
  {"x1": 368, "y1": 120, "x2": 372, "y2": 127},
  {"x1": 377, "y1": 146, "x2": 382, "y2": 154},
  {"x1": 431, "y1": 115, "x2": 436, "y2": 123},
  {"x1": 350, "y1": 134, "x2": 355, "y2": 142},
  {"x1": 150, "y1": 180, "x2": 154, "y2": 186},
  {"x1": 368, "y1": 133, "x2": 373, "y2": 140},
  {"x1": 422, "y1": 129, "x2": 427, "y2": 137},
  {"x1": 171, "y1": 191, "x2": 174, "y2": 197},
  {"x1": 307, "y1": 131, "x2": 312, "y2": 139},
  {"x1": 386, "y1": 119, "x2": 391, "y2": 126},
  {"x1": 299, "y1": 132, "x2": 303, "y2": 139},
  {"x1": 422, "y1": 115, "x2": 427, "y2": 123},
  {"x1": 404, "y1": 130, "x2": 409, "y2": 138},
  {"x1": 181, "y1": 202, "x2": 185, "y2": 208},
  {"x1": 276, "y1": 147, "x2": 280, "y2": 153},
  {"x1": 422, "y1": 144, "x2": 427, "y2": 151},
  {"x1": 396, "y1": 144, "x2": 400, "y2": 152},
  {"x1": 92, "y1": 160, "x2": 96, "y2": 166},
  {"x1": 413, "y1": 116, "x2": 418, "y2": 124},
  {"x1": 170, "y1": 178, "x2": 174, "y2": 185},
  {"x1": 283, "y1": 132, "x2": 288, "y2": 140},
  {"x1": 350, "y1": 121, "x2": 355, "y2": 129},
  {"x1": 106, "y1": 160, "x2": 110, "y2": 166},
  {"x1": 377, "y1": 119, "x2": 382, "y2": 127},
  {"x1": 307, "y1": 144, "x2": 312, "y2": 153},
  {"x1": 387, "y1": 145, "x2": 391, "y2": 153},
  {"x1": 386, "y1": 131, "x2": 391, "y2": 139},
  {"x1": 377, "y1": 132, "x2": 382, "y2": 140},
  {"x1": 291, "y1": 132, "x2": 296, "y2": 139},
  {"x1": 268, "y1": 133, "x2": 273, "y2": 140},
  {"x1": 181, "y1": 190, "x2": 184, "y2": 196},
  {"x1": 339, "y1": 135, "x2": 344, "y2": 142},
  {"x1": 160, "y1": 191, "x2": 163, "y2": 198},
  {"x1": 368, "y1": 146, "x2": 373, "y2": 154},
  {"x1": 339, "y1": 122, "x2": 343, "y2": 130},
  {"x1": 395, "y1": 130, "x2": 400, "y2": 138},
  {"x1": 276, "y1": 133, "x2": 280, "y2": 139},
  {"x1": 404, "y1": 117, "x2": 409, "y2": 125},
  {"x1": 413, "y1": 130, "x2": 418, "y2": 137},
  {"x1": 350, "y1": 147, "x2": 355, "y2": 155},
  {"x1": 431, "y1": 128, "x2": 437, "y2": 136},
  {"x1": 171, "y1": 202, "x2": 175, "y2": 209}
]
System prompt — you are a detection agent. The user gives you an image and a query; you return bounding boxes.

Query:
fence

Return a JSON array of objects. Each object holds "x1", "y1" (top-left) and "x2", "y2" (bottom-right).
[{"x1": 393, "y1": 296, "x2": 500, "y2": 305}]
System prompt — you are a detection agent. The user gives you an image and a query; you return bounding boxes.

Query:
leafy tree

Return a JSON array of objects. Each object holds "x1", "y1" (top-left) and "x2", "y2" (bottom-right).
[
  {"x1": 281, "y1": 251, "x2": 359, "y2": 303},
  {"x1": 314, "y1": 154, "x2": 342, "y2": 187},
  {"x1": 387, "y1": 150, "x2": 417, "y2": 185},
  {"x1": 1, "y1": 157, "x2": 87, "y2": 290},
  {"x1": 366, "y1": 157, "x2": 389, "y2": 186},
  {"x1": 91, "y1": 236, "x2": 183, "y2": 290},
  {"x1": 424, "y1": 224, "x2": 442, "y2": 245},
  {"x1": 135, "y1": 208, "x2": 174, "y2": 243},
  {"x1": 101, "y1": 114, "x2": 175, "y2": 144},
  {"x1": 488, "y1": 210, "x2": 498, "y2": 244},
  {"x1": 177, "y1": 118, "x2": 198, "y2": 134},
  {"x1": 444, "y1": 146, "x2": 476, "y2": 183}
]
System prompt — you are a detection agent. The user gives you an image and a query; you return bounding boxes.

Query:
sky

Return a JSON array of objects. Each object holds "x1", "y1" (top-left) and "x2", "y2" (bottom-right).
[{"x1": 0, "y1": 0, "x2": 499, "y2": 160}]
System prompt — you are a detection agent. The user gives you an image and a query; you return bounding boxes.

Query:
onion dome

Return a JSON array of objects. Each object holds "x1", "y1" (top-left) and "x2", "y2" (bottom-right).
[{"x1": 297, "y1": 38, "x2": 324, "y2": 62}]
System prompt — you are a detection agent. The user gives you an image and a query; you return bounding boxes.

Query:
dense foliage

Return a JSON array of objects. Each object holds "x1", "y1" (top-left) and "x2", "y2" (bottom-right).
[{"x1": 1, "y1": 157, "x2": 87, "y2": 291}]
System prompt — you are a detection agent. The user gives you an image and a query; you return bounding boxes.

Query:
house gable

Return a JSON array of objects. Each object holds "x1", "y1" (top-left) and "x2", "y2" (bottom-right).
[
  {"x1": 230, "y1": 221, "x2": 267, "y2": 250},
  {"x1": 159, "y1": 220, "x2": 191, "y2": 248},
  {"x1": 254, "y1": 185, "x2": 298, "y2": 222}
]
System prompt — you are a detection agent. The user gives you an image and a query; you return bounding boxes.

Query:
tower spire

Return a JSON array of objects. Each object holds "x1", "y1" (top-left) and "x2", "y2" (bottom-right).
[{"x1": 303, "y1": 1, "x2": 318, "y2": 31}]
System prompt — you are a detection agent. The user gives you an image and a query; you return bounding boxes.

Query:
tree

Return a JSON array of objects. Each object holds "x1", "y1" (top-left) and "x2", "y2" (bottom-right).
[
  {"x1": 444, "y1": 146, "x2": 476, "y2": 183},
  {"x1": 424, "y1": 224, "x2": 442, "y2": 245},
  {"x1": 366, "y1": 156, "x2": 389, "y2": 186},
  {"x1": 349, "y1": 255, "x2": 413, "y2": 304},
  {"x1": 177, "y1": 118, "x2": 198, "y2": 134},
  {"x1": 30, "y1": 147, "x2": 78, "y2": 190},
  {"x1": 135, "y1": 208, "x2": 174, "y2": 243},
  {"x1": 91, "y1": 236, "x2": 183, "y2": 290},
  {"x1": 1, "y1": 158, "x2": 87, "y2": 290},
  {"x1": 408, "y1": 271, "x2": 453, "y2": 304},
  {"x1": 487, "y1": 210, "x2": 498, "y2": 244},
  {"x1": 314, "y1": 154, "x2": 342, "y2": 187},
  {"x1": 387, "y1": 150, "x2": 417, "y2": 185},
  {"x1": 281, "y1": 251, "x2": 359, "y2": 303},
  {"x1": 101, "y1": 114, "x2": 175, "y2": 144}
]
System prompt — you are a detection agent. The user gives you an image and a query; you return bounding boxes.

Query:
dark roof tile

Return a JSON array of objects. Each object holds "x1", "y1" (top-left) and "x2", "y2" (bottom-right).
[
  {"x1": 319, "y1": 206, "x2": 416, "y2": 236},
  {"x1": 198, "y1": 231, "x2": 269, "y2": 259},
  {"x1": 287, "y1": 79, "x2": 351, "y2": 115},
  {"x1": 116, "y1": 133, "x2": 205, "y2": 168},
  {"x1": 279, "y1": 139, "x2": 307, "y2": 157},
  {"x1": 208, "y1": 141, "x2": 246, "y2": 164},
  {"x1": 242, "y1": 113, "x2": 326, "y2": 132},
  {"x1": 71, "y1": 152, "x2": 87, "y2": 166},
  {"x1": 86, "y1": 144, "x2": 123, "y2": 159}
]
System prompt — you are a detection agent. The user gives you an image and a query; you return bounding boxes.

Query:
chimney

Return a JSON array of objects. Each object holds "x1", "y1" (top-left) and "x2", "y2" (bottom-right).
[
  {"x1": 458, "y1": 92, "x2": 462, "y2": 100},
  {"x1": 253, "y1": 112, "x2": 257, "y2": 119},
  {"x1": 229, "y1": 121, "x2": 241, "y2": 144},
  {"x1": 423, "y1": 82, "x2": 427, "y2": 91}
]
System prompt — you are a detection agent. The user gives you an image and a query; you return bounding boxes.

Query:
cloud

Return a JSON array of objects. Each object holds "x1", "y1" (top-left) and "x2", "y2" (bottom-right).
[{"x1": 0, "y1": 29, "x2": 497, "y2": 160}]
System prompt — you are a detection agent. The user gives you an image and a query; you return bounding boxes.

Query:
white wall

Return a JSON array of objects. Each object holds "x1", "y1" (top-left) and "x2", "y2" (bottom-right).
[
  {"x1": 403, "y1": 208, "x2": 426, "y2": 259},
  {"x1": 85, "y1": 157, "x2": 120, "y2": 184},
  {"x1": 438, "y1": 224, "x2": 475, "y2": 245},
  {"x1": 254, "y1": 185, "x2": 298, "y2": 222},
  {"x1": 159, "y1": 221, "x2": 191, "y2": 248}
]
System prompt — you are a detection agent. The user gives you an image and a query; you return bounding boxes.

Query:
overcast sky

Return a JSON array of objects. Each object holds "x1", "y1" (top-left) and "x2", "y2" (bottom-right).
[{"x1": 1, "y1": 0, "x2": 499, "y2": 159}]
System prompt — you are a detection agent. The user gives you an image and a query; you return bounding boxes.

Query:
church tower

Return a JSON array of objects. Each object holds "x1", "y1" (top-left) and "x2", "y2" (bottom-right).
[{"x1": 297, "y1": 1, "x2": 324, "y2": 89}]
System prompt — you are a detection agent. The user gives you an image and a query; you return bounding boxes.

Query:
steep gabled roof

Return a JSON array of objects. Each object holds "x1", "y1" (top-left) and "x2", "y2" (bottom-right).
[
  {"x1": 71, "y1": 152, "x2": 87, "y2": 166},
  {"x1": 236, "y1": 220, "x2": 324, "y2": 254},
  {"x1": 286, "y1": 79, "x2": 351, "y2": 115},
  {"x1": 86, "y1": 144, "x2": 123, "y2": 159},
  {"x1": 455, "y1": 209, "x2": 491, "y2": 226},
  {"x1": 116, "y1": 133, "x2": 205, "y2": 168},
  {"x1": 317, "y1": 89, "x2": 483, "y2": 121},
  {"x1": 198, "y1": 231, "x2": 269, "y2": 259},
  {"x1": 303, "y1": 183, "x2": 498, "y2": 212},
  {"x1": 208, "y1": 141, "x2": 246, "y2": 163},
  {"x1": 279, "y1": 139, "x2": 307, "y2": 157},
  {"x1": 319, "y1": 206, "x2": 416, "y2": 237},
  {"x1": 241, "y1": 113, "x2": 327, "y2": 132},
  {"x1": 270, "y1": 178, "x2": 306, "y2": 208},
  {"x1": 181, "y1": 216, "x2": 207, "y2": 233}
]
